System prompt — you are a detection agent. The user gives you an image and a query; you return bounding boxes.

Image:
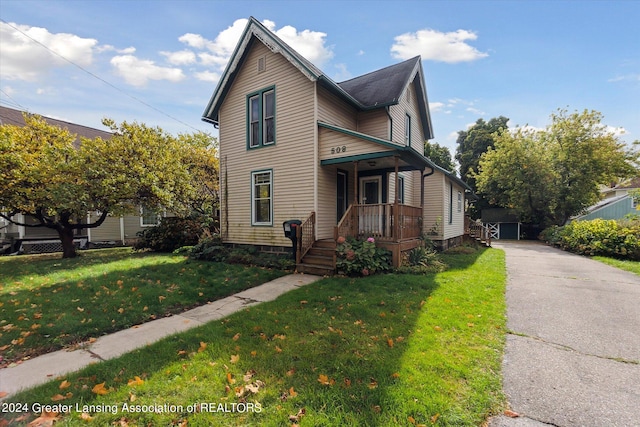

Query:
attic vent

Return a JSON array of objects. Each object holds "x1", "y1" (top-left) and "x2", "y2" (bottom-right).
[
  {"x1": 257, "y1": 56, "x2": 266, "y2": 73},
  {"x1": 406, "y1": 87, "x2": 411, "y2": 102}
]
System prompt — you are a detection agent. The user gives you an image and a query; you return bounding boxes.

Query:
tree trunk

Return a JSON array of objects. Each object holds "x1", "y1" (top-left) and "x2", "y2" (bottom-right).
[{"x1": 58, "y1": 227, "x2": 78, "y2": 258}]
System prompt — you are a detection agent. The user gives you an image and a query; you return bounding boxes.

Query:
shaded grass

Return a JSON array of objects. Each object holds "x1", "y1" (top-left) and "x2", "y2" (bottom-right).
[
  {"x1": 593, "y1": 256, "x2": 640, "y2": 276},
  {"x1": 3, "y1": 247, "x2": 507, "y2": 426},
  {"x1": 0, "y1": 248, "x2": 286, "y2": 365}
]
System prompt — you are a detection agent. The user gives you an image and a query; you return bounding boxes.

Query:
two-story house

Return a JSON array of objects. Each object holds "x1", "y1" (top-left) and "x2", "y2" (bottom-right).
[{"x1": 202, "y1": 17, "x2": 470, "y2": 273}]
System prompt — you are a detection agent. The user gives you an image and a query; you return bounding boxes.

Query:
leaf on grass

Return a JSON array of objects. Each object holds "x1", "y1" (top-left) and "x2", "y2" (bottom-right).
[
  {"x1": 430, "y1": 413, "x2": 441, "y2": 423},
  {"x1": 391, "y1": 372, "x2": 400, "y2": 379},
  {"x1": 28, "y1": 411, "x2": 59, "y2": 426},
  {"x1": 317, "y1": 374, "x2": 331, "y2": 385},
  {"x1": 288, "y1": 408, "x2": 306, "y2": 423},
  {"x1": 158, "y1": 295, "x2": 166, "y2": 302},
  {"x1": 77, "y1": 307, "x2": 84, "y2": 312},
  {"x1": 197, "y1": 342, "x2": 207, "y2": 353},
  {"x1": 368, "y1": 378, "x2": 378, "y2": 389},
  {"x1": 80, "y1": 412, "x2": 93, "y2": 421},
  {"x1": 127, "y1": 376, "x2": 144, "y2": 386},
  {"x1": 408, "y1": 416, "x2": 416, "y2": 425},
  {"x1": 286, "y1": 368, "x2": 295, "y2": 376},
  {"x1": 232, "y1": 333, "x2": 241, "y2": 341},
  {"x1": 59, "y1": 380, "x2": 71, "y2": 390},
  {"x1": 118, "y1": 308, "x2": 124, "y2": 314},
  {"x1": 387, "y1": 338, "x2": 394, "y2": 347},
  {"x1": 250, "y1": 350, "x2": 257, "y2": 357},
  {"x1": 343, "y1": 378, "x2": 351, "y2": 388},
  {"x1": 226, "y1": 372, "x2": 235, "y2": 384},
  {"x1": 230, "y1": 354, "x2": 240, "y2": 363},
  {"x1": 91, "y1": 382, "x2": 109, "y2": 395},
  {"x1": 504, "y1": 409, "x2": 519, "y2": 418},
  {"x1": 275, "y1": 346, "x2": 283, "y2": 353},
  {"x1": 467, "y1": 323, "x2": 475, "y2": 328},
  {"x1": 289, "y1": 386, "x2": 298, "y2": 397}
]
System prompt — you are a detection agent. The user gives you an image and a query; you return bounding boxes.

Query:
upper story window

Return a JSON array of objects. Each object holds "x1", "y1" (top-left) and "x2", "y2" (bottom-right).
[
  {"x1": 404, "y1": 114, "x2": 411, "y2": 146},
  {"x1": 247, "y1": 86, "x2": 275, "y2": 149}
]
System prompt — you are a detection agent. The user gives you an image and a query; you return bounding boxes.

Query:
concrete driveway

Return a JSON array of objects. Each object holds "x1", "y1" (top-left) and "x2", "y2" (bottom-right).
[{"x1": 489, "y1": 241, "x2": 640, "y2": 427}]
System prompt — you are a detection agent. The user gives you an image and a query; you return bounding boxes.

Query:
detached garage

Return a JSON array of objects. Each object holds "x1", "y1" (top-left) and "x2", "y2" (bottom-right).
[{"x1": 481, "y1": 208, "x2": 521, "y2": 240}]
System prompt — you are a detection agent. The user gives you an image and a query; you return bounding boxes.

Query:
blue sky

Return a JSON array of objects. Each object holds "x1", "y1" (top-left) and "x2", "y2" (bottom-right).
[{"x1": 1, "y1": 0, "x2": 638, "y2": 157}]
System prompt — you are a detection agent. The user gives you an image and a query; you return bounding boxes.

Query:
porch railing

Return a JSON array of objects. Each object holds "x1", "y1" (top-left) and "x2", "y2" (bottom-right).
[
  {"x1": 296, "y1": 211, "x2": 316, "y2": 264},
  {"x1": 468, "y1": 221, "x2": 492, "y2": 246},
  {"x1": 334, "y1": 204, "x2": 422, "y2": 242}
]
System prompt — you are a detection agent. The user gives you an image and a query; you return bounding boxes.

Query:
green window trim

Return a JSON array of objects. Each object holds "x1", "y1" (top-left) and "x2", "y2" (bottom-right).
[
  {"x1": 246, "y1": 86, "x2": 276, "y2": 149},
  {"x1": 251, "y1": 169, "x2": 273, "y2": 226}
]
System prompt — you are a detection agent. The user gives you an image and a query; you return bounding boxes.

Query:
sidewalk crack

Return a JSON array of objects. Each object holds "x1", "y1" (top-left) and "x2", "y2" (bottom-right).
[{"x1": 507, "y1": 330, "x2": 639, "y2": 365}]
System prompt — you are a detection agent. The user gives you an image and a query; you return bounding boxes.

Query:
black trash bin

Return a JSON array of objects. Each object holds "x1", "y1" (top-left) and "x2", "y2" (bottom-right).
[{"x1": 283, "y1": 220, "x2": 302, "y2": 260}]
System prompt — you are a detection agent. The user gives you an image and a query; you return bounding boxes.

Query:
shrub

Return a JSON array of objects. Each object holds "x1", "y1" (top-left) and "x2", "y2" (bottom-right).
[
  {"x1": 541, "y1": 218, "x2": 640, "y2": 260},
  {"x1": 397, "y1": 241, "x2": 447, "y2": 274},
  {"x1": 134, "y1": 217, "x2": 203, "y2": 252},
  {"x1": 188, "y1": 237, "x2": 295, "y2": 270},
  {"x1": 335, "y1": 236, "x2": 392, "y2": 276}
]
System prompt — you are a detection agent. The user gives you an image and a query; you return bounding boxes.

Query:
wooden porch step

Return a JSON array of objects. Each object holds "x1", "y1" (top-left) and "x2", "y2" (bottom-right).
[
  {"x1": 296, "y1": 263, "x2": 335, "y2": 276},
  {"x1": 297, "y1": 239, "x2": 336, "y2": 276}
]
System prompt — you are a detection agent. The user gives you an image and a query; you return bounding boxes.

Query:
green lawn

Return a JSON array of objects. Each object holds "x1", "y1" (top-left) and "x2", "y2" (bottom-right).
[
  {"x1": 2, "y1": 247, "x2": 507, "y2": 426},
  {"x1": 0, "y1": 248, "x2": 286, "y2": 366},
  {"x1": 593, "y1": 256, "x2": 640, "y2": 275}
]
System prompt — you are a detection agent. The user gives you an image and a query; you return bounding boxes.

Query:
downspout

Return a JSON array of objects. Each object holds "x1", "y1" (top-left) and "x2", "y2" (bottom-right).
[{"x1": 420, "y1": 165, "x2": 435, "y2": 208}]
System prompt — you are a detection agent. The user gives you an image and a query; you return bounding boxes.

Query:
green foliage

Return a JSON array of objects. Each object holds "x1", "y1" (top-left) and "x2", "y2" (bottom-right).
[
  {"x1": 455, "y1": 116, "x2": 510, "y2": 218},
  {"x1": 188, "y1": 237, "x2": 295, "y2": 270},
  {"x1": 397, "y1": 242, "x2": 447, "y2": 275},
  {"x1": 335, "y1": 237, "x2": 392, "y2": 276},
  {"x1": 423, "y1": 140, "x2": 455, "y2": 172},
  {"x1": 133, "y1": 217, "x2": 204, "y2": 252},
  {"x1": 0, "y1": 114, "x2": 218, "y2": 258},
  {"x1": 541, "y1": 218, "x2": 640, "y2": 260},
  {"x1": 476, "y1": 109, "x2": 638, "y2": 227}
]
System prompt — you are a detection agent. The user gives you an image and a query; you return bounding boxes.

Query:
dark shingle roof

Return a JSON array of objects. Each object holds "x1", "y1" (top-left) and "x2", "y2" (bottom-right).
[
  {"x1": 0, "y1": 106, "x2": 112, "y2": 146},
  {"x1": 337, "y1": 57, "x2": 420, "y2": 107}
]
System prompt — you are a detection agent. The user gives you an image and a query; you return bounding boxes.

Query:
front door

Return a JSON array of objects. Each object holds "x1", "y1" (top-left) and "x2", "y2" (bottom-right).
[{"x1": 359, "y1": 176, "x2": 382, "y2": 235}]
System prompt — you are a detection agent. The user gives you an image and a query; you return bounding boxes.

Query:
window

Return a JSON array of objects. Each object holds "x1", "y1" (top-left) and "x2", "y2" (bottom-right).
[
  {"x1": 457, "y1": 191, "x2": 462, "y2": 212},
  {"x1": 251, "y1": 170, "x2": 273, "y2": 225},
  {"x1": 404, "y1": 114, "x2": 411, "y2": 146},
  {"x1": 247, "y1": 87, "x2": 275, "y2": 148},
  {"x1": 140, "y1": 206, "x2": 161, "y2": 227}
]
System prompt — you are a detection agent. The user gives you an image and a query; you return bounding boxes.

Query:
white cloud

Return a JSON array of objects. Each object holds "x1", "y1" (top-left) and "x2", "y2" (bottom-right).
[
  {"x1": 194, "y1": 70, "x2": 221, "y2": 83},
  {"x1": 160, "y1": 50, "x2": 197, "y2": 65},
  {"x1": 429, "y1": 101, "x2": 445, "y2": 112},
  {"x1": 608, "y1": 73, "x2": 640, "y2": 83},
  {"x1": 97, "y1": 44, "x2": 136, "y2": 54},
  {"x1": 391, "y1": 28, "x2": 488, "y2": 63},
  {"x1": 176, "y1": 18, "x2": 334, "y2": 86},
  {"x1": 110, "y1": 55, "x2": 185, "y2": 86},
  {"x1": 0, "y1": 21, "x2": 98, "y2": 81},
  {"x1": 333, "y1": 63, "x2": 351, "y2": 81}
]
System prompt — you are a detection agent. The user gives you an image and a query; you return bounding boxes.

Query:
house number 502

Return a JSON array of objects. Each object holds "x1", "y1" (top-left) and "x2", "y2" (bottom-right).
[{"x1": 331, "y1": 146, "x2": 347, "y2": 154}]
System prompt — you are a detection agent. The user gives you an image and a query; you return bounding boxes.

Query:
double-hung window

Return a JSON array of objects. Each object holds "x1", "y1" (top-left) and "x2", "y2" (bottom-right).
[
  {"x1": 248, "y1": 87, "x2": 275, "y2": 148},
  {"x1": 251, "y1": 170, "x2": 273, "y2": 225}
]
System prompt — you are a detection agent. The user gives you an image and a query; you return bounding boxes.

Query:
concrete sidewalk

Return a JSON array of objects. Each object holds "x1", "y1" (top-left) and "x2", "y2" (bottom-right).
[
  {"x1": 489, "y1": 241, "x2": 640, "y2": 427},
  {"x1": 0, "y1": 273, "x2": 322, "y2": 398}
]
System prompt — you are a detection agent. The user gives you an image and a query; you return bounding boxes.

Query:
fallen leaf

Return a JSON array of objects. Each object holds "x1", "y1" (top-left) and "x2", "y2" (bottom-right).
[
  {"x1": 198, "y1": 342, "x2": 207, "y2": 353},
  {"x1": 91, "y1": 382, "x2": 109, "y2": 395},
  {"x1": 127, "y1": 376, "x2": 144, "y2": 386},
  {"x1": 504, "y1": 409, "x2": 519, "y2": 418},
  {"x1": 408, "y1": 415, "x2": 416, "y2": 425},
  {"x1": 230, "y1": 354, "x2": 240, "y2": 363},
  {"x1": 275, "y1": 346, "x2": 283, "y2": 353},
  {"x1": 0, "y1": 391, "x2": 8, "y2": 398},
  {"x1": 431, "y1": 413, "x2": 441, "y2": 423},
  {"x1": 59, "y1": 380, "x2": 71, "y2": 390},
  {"x1": 289, "y1": 386, "x2": 298, "y2": 397},
  {"x1": 317, "y1": 374, "x2": 331, "y2": 385},
  {"x1": 343, "y1": 378, "x2": 351, "y2": 387},
  {"x1": 50, "y1": 394, "x2": 67, "y2": 401},
  {"x1": 81, "y1": 412, "x2": 93, "y2": 421},
  {"x1": 387, "y1": 338, "x2": 394, "y2": 347},
  {"x1": 391, "y1": 372, "x2": 400, "y2": 379},
  {"x1": 232, "y1": 333, "x2": 241, "y2": 341},
  {"x1": 226, "y1": 372, "x2": 235, "y2": 384},
  {"x1": 250, "y1": 350, "x2": 257, "y2": 357},
  {"x1": 28, "y1": 411, "x2": 59, "y2": 426},
  {"x1": 118, "y1": 308, "x2": 124, "y2": 314}
]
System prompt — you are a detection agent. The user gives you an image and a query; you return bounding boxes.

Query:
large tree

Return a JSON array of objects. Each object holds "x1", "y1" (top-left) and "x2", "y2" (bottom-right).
[
  {"x1": 424, "y1": 140, "x2": 455, "y2": 173},
  {"x1": 475, "y1": 109, "x2": 638, "y2": 227},
  {"x1": 455, "y1": 116, "x2": 509, "y2": 217},
  {"x1": 0, "y1": 114, "x2": 218, "y2": 258}
]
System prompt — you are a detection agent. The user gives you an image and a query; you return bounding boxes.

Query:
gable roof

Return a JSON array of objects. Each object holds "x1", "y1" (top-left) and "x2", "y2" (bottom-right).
[
  {"x1": 0, "y1": 106, "x2": 112, "y2": 146},
  {"x1": 202, "y1": 17, "x2": 433, "y2": 140}
]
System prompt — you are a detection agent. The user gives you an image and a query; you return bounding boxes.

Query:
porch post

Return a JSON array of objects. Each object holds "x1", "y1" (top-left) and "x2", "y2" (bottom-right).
[
  {"x1": 394, "y1": 156, "x2": 400, "y2": 241},
  {"x1": 353, "y1": 160, "x2": 358, "y2": 205},
  {"x1": 353, "y1": 160, "x2": 359, "y2": 238}
]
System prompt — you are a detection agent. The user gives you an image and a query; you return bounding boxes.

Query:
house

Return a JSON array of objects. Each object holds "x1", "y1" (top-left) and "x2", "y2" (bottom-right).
[
  {"x1": 0, "y1": 106, "x2": 165, "y2": 254},
  {"x1": 571, "y1": 178, "x2": 639, "y2": 222},
  {"x1": 202, "y1": 17, "x2": 471, "y2": 273}
]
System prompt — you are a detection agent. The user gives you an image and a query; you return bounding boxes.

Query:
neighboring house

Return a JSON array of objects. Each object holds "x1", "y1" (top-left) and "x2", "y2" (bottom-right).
[
  {"x1": 572, "y1": 178, "x2": 639, "y2": 222},
  {"x1": 0, "y1": 106, "x2": 163, "y2": 254},
  {"x1": 202, "y1": 17, "x2": 471, "y2": 273}
]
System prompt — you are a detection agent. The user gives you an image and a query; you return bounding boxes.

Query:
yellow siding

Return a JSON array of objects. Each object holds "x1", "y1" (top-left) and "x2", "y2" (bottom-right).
[
  {"x1": 389, "y1": 79, "x2": 425, "y2": 153},
  {"x1": 218, "y1": 40, "x2": 316, "y2": 247},
  {"x1": 358, "y1": 109, "x2": 389, "y2": 140},
  {"x1": 123, "y1": 215, "x2": 144, "y2": 241},
  {"x1": 317, "y1": 87, "x2": 357, "y2": 129},
  {"x1": 423, "y1": 172, "x2": 445, "y2": 238},
  {"x1": 319, "y1": 127, "x2": 395, "y2": 161}
]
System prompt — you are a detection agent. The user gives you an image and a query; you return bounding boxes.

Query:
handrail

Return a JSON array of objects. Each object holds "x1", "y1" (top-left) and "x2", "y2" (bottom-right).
[
  {"x1": 334, "y1": 203, "x2": 422, "y2": 242},
  {"x1": 334, "y1": 204, "x2": 356, "y2": 240},
  {"x1": 296, "y1": 211, "x2": 316, "y2": 264}
]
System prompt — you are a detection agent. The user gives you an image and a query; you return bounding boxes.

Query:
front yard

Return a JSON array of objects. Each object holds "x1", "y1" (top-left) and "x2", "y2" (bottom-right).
[
  {"x1": 0, "y1": 248, "x2": 286, "y2": 366},
  {"x1": 2, "y1": 247, "x2": 507, "y2": 426}
]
